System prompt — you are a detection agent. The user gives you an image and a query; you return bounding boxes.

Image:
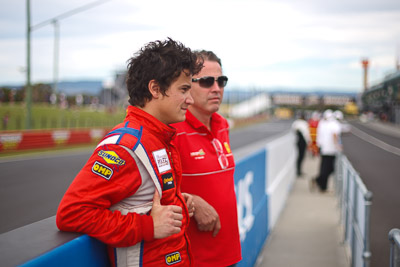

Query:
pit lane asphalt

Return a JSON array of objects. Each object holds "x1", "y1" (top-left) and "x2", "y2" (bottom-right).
[
  {"x1": 341, "y1": 121, "x2": 400, "y2": 267},
  {"x1": 0, "y1": 119, "x2": 292, "y2": 234}
]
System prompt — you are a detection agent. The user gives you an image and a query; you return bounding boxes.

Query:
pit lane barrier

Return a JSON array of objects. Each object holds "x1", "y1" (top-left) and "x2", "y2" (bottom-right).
[
  {"x1": 389, "y1": 228, "x2": 400, "y2": 267},
  {"x1": 335, "y1": 153, "x2": 373, "y2": 267},
  {"x1": 0, "y1": 128, "x2": 109, "y2": 152},
  {"x1": 0, "y1": 131, "x2": 296, "y2": 267}
]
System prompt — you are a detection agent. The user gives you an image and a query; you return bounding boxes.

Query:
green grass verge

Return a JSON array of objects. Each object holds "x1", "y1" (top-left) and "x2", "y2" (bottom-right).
[{"x1": 0, "y1": 103, "x2": 125, "y2": 131}]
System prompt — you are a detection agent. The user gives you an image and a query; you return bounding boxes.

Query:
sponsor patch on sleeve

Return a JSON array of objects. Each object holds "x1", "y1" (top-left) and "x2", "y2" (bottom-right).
[
  {"x1": 162, "y1": 172, "x2": 175, "y2": 191},
  {"x1": 165, "y1": 252, "x2": 181, "y2": 265},
  {"x1": 92, "y1": 161, "x2": 113, "y2": 180},
  {"x1": 152, "y1": 148, "x2": 171, "y2": 173},
  {"x1": 97, "y1": 150, "x2": 126, "y2": 166}
]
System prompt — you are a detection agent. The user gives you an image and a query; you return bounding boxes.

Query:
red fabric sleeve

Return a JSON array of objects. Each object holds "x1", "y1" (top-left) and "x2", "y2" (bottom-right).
[{"x1": 56, "y1": 144, "x2": 154, "y2": 247}]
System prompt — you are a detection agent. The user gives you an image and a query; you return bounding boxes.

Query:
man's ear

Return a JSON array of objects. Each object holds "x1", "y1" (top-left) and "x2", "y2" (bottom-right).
[{"x1": 148, "y1": 80, "x2": 161, "y2": 99}]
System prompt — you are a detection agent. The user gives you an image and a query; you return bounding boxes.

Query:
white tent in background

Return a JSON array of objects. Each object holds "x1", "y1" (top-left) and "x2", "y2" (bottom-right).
[{"x1": 229, "y1": 93, "x2": 271, "y2": 119}]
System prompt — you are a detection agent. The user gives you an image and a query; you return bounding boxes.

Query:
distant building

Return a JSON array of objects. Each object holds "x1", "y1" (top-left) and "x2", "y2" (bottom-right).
[
  {"x1": 229, "y1": 93, "x2": 271, "y2": 118},
  {"x1": 322, "y1": 95, "x2": 353, "y2": 106},
  {"x1": 272, "y1": 94, "x2": 303, "y2": 106},
  {"x1": 305, "y1": 94, "x2": 320, "y2": 106},
  {"x1": 362, "y1": 70, "x2": 400, "y2": 124},
  {"x1": 111, "y1": 71, "x2": 129, "y2": 107}
]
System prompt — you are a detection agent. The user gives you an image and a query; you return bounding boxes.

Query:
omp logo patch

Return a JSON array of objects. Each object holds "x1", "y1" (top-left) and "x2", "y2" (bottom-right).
[
  {"x1": 162, "y1": 173, "x2": 175, "y2": 191},
  {"x1": 98, "y1": 150, "x2": 126, "y2": 166},
  {"x1": 92, "y1": 161, "x2": 113, "y2": 180},
  {"x1": 165, "y1": 252, "x2": 181, "y2": 265}
]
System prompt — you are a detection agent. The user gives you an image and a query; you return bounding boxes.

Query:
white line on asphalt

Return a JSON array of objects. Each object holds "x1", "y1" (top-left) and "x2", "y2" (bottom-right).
[{"x1": 350, "y1": 126, "x2": 400, "y2": 157}]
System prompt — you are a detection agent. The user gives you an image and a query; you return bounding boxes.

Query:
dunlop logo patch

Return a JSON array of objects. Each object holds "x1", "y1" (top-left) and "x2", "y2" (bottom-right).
[
  {"x1": 165, "y1": 252, "x2": 181, "y2": 265},
  {"x1": 98, "y1": 150, "x2": 126, "y2": 166},
  {"x1": 92, "y1": 161, "x2": 113, "y2": 180},
  {"x1": 162, "y1": 173, "x2": 175, "y2": 191}
]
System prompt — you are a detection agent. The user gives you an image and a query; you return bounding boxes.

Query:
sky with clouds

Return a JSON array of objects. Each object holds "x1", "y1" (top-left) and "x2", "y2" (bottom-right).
[{"x1": 1, "y1": 0, "x2": 400, "y2": 93}]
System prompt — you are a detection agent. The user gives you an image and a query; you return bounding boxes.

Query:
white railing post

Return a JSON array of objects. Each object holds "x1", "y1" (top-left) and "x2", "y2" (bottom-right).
[{"x1": 389, "y1": 229, "x2": 400, "y2": 267}]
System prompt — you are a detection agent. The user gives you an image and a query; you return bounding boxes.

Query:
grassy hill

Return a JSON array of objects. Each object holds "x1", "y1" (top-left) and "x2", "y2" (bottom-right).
[{"x1": 0, "y1": 103, "x2": 125, "y2": 131}]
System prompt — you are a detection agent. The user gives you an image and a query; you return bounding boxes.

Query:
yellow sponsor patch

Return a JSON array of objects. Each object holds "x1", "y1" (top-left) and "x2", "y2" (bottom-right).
[
  {"x1": 162, "y1": 173, "x2": 175, "y2": 191},
  {"x1": 98, "y1": 150, "x2": 126, "y2": 166},
  {"x1": 92, "y1": 161, "x2": 113, "y2": 180},
  {"x1": 224, "y1": 142, "x2": 231, "y2": 154},
  {"x1": 165, "y1": 252, "x2": 181, "y2": 265}
]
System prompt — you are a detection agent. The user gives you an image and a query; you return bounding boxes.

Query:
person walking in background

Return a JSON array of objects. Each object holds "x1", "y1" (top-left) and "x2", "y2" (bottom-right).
[
  {"x1": 292, "y1": 112, "x2": 311, "y2": 177},
  {"x1": 172, "y1": 50, "x2": 242, "y2": 266},
  {"x1": 334, "y1": 109, "x2": 351, "y2": 134},
  {"x1": 56, "y1": 38, "x2": 202, "y2": 267},
  {"x1": 308, "y1": 111, "x2": 320, "y2": 157},
  {"x1": 312, "y1": 109, "x2": 342, "y2": 192}
]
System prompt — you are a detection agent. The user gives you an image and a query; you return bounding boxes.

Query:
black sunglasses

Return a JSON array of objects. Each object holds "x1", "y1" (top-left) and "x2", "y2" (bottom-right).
[{"x1": 192, "y1": 76, "x2": 228, "y2": 88}]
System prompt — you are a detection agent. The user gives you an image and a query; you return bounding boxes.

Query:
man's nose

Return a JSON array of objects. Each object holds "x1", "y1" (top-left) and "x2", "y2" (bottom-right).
[
  {"x1": 210, "y1": 80, "x2": 222, "y2": 92},
  {"x1": 187, "y1": 91, "x2": 194, "y2": 104}
]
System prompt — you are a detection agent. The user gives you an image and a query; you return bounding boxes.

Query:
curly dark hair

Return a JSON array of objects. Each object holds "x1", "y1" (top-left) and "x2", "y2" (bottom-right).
[
  {"x1": 126, "y1": 38, "x2": 203, "y2": 107},
  {"x1": 194, "y1": 50, "x2": 222, "y2": 67}
]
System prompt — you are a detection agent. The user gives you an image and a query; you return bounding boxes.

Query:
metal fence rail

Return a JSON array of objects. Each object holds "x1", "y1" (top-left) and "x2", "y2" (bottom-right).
[
  {"x1": 335, "y1": 153, "x2": 373, "y2": 267},
  {"x1": 389, "y1": 229, "x2": 400, "y2": 267}
]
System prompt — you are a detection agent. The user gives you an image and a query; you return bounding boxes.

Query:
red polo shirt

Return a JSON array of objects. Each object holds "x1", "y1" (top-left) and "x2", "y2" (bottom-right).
[{"x1": 172, "y1": 111, "x2": 242, "y2": 266}]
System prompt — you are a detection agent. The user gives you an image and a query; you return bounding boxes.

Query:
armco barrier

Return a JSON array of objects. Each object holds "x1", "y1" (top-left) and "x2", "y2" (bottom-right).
[
  {"x1": 1, "y1": 131, "x2": 296, "y2": 267},
  {"x1": 20, "y1": 234, "x2": 109, "y2": 267},
  {"x1": 336, "y1": 153, "x2": 373, "y2": 267},
  {"x1": 389, "y1": 228, "x2": 400, "y2": 267},
  {"x1": 0, "y1": 128, "x2": 109, "y2": 152}
]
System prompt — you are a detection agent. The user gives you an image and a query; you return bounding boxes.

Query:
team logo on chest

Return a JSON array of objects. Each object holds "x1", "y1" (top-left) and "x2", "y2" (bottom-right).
[
  {"x1": 190, "y1": 148, "x2": 206, "y2": 160},
  {"x1": 224, "y1": 142, "x2": 232, "y2": 154},
  {"x1": 152, "y1": 148, "x2": 171, "y2": 173}
]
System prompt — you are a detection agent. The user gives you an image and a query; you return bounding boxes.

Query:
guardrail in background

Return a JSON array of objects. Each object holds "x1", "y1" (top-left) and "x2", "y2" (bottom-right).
[
  {"x1": 335, "y1": 153, "x2": 373, "y2": 267},
  {"x1": 0, "y1": 128, "x2": 109, "y2": 152},
  {"x1": 0, "y1": 131, "x2": 296, "y2": 267},
  {"x1": 389, "y1": 228, "x2": 400, "y2": 267}
]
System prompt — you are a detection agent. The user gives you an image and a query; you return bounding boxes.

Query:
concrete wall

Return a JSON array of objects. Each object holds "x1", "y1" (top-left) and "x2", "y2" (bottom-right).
[{"x1": 235, "y1": 131, "x2": 296, "y2": 266}]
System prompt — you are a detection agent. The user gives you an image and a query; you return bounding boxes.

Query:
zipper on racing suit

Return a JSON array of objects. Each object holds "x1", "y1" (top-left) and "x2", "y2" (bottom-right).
[{"x1": 167, "y1": 144, "x2": 193, "y2": 266}]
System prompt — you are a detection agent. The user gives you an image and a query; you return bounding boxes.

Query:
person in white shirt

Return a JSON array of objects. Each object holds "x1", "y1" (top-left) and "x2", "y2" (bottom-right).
[
  {"x1": 312, "y1": 109, "x2": 341, "y2": 192},
  {"x1": 292, "y1": 112, "x2": 311, "y2": 176}
]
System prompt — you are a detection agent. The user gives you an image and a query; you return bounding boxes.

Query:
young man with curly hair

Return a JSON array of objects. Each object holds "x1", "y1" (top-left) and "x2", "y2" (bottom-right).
[{"x1": 57, "y1": 38, "x2": 202, "y2": 267}]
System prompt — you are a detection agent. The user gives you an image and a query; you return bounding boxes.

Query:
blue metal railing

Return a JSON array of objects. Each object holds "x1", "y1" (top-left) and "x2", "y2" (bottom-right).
[
  {"x1": 389, "y1": 228, "x2": 400, "y2": 267},
  {"x1": 335, "y1": 153, "x2": 373, "y2": 267}
]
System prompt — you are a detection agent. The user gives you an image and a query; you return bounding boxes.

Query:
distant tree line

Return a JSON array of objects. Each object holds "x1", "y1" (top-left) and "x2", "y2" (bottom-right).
[{"x1": 0, "y1": 84, "x2": 98, "y2": 107}]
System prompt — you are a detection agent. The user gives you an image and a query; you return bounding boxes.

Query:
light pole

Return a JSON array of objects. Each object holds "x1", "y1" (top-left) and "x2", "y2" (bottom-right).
[
  {"x1": 25, "y1": 0, "x2": 111, "y2": 129},
  {"x1": 25, "y1": 0, "x2": 32, "y2": 130},
  {"x1": 52, "y1": 19, "x2": 60, "y2": 95}
]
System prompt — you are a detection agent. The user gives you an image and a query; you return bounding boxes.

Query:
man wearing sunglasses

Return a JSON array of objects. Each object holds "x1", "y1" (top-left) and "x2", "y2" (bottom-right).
[{"x1": 172, "y1": 51, "x2": 242, "y2": 266}]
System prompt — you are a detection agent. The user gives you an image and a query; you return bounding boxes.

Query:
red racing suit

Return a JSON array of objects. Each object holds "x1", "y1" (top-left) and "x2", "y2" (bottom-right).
[
  {"x1": 171, "y1": 111, "x2": 242, "y2": 267},
  {"x1": 308, "y1": 118, "x2": 319, "y2": 156},
  {"x1": 56, "y1": 106, "x2": 192, "y2": 267}
]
